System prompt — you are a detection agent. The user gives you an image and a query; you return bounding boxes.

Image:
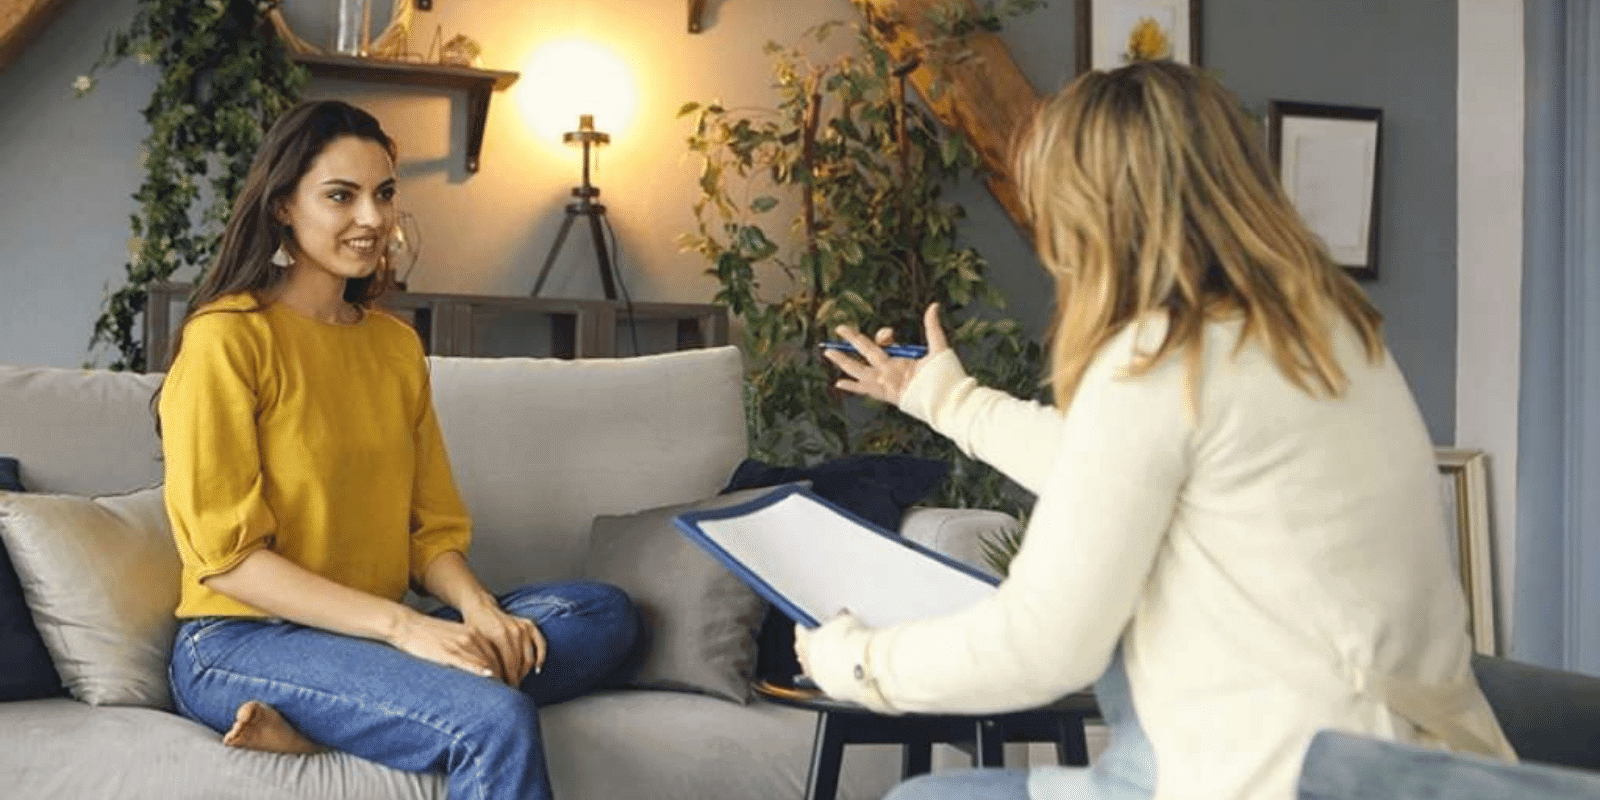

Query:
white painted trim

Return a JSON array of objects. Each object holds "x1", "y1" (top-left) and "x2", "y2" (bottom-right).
[{"x1": 1456, "y1": 0, "x2": 1523, "y2": 651}]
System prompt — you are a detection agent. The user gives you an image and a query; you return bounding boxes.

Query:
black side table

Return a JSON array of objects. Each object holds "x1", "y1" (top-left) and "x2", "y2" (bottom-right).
[{"x1": 754, "y1": 681, "x2": 1099, "y2": 800}]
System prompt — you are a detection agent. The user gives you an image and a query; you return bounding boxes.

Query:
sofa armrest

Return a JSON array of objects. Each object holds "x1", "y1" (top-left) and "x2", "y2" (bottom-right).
[
  {"x1": 899, "y1": 507, "x2": 1019, "y2": 579},
  {"x1": 1472, "y1": 653, "x2": 1600, "y2": 770}
]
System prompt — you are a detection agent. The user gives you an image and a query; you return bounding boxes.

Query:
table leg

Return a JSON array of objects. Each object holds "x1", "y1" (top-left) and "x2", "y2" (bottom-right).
[
  {"x1": 806, "y1": 710, "x2": 847, "y2": 800},
  {"x1": 901, "y1": 732, "x2": 933, "y2": 778},
  {"x1": 1055, "y1": 713, "x2": 1090, "y2": 766},
  {"x1": 975, "y1": 718, "x2": 1005, "y2": 767}
]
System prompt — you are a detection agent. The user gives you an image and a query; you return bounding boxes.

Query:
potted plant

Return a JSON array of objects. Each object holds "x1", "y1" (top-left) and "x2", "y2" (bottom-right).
[
  {"x1": 77, "y1": 0, "x2": 306, "y2": 371},
  {"x1": 679, "y1": 0, "x2": 1044, "y2": 525}
]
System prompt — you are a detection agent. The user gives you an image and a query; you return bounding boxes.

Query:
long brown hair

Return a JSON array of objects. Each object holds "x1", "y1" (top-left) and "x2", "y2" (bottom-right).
[
  {"x1": 164, "y1": 100, "x2": 400, "y2": 371},
  {"x1": 1013, "y1": 61, "x2": 1384, "y2": 408},
  {"x1": 152, "y1": 101, "x2": 400, "y2": 429}
]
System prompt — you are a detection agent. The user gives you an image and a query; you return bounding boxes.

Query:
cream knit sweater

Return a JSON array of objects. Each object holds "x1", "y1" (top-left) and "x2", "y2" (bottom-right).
[{"x1": 802, "y1": 314, "x2": 1514, "y2": 800}]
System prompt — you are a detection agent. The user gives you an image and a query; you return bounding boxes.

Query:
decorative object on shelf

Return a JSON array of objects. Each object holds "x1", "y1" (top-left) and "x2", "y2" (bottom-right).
[
  {"x1": 389, "y1": 210, "x2": 423, "y2": 290},
  {"x1": 335, "y1": 0, "x2": 367, "y2": 56},
  {"x1": 1075, "y1": 0, "x2": 1201, "y2": 74},
  {"x1": 267, "y1": 4, "x2": 320, "y2": 55},
  {"x1": 1266, "y1": 100, "x2": 1384, "y2": 280},
  {"x1": 369, "y1": 0, "x2": 415, "y2": 60},
  {"x1": 532, "y1": 114, "x2": 622, "y2": 301},
  {"x1": 76, "y1": 0, "x2": 306, "y2": 372},
  {"x1": 679, "y1": 0, "x2": 1044, "y2": 519},
  {"x1": 269, "y1": 0, "x2": 414, "y2": 61},
  {"x1": 438, "y1": 33, "x2": 483, "y2": 68},
  {"x1": 1435, "y1": 447, "x2": 1498, "y2": 655}
]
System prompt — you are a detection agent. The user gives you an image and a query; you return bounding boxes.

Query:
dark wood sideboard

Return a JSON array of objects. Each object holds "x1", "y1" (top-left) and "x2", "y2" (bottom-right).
[{"x1": 143, "y1": 282, "x2": 730, "y2": 372}]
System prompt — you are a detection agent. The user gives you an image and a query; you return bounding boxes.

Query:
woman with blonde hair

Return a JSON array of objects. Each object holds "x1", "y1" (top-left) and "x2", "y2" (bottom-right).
[{"x1": 800, "y1": 60, "x2": 1600, "y2": 800}]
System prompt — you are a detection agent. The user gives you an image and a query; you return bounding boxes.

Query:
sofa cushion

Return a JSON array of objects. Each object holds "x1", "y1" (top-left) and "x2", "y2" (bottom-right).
[
  {"x1": 0, "y1": 366, "x2": 165, "y2": 496},
  {"x1": 0, "y1": 457, "x2": 69, "y2": 701},
  {"x1": 0, "y1": 698, "x2": 441, "y2": 800},
  {"x1": 584, "y1": 486, "x2": 789, "y2": 703},
  {"x1": 0, "y1": 486, "x2": 179, "y2": 708},
  {"x1": 0, "y1": 691, "x2": 902, "y2": 800},
  {"x1": 424, "y1": 347, "x2": 748, "y2": 592}
]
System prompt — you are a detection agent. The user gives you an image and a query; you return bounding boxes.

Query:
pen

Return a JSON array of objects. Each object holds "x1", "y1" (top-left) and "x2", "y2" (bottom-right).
[{"x1": 818, "y1": 341, "x2": 929, "y2": 359}]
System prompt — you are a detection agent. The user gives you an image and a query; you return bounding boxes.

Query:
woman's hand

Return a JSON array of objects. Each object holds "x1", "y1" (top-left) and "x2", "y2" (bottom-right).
[
  {"x1": 387, "y1": 611, "x2": 506, "y2": 680},
  {"x1": 460, "y1": 602, "x2": 547, "y2": 686},
  {"x1": 822, "y1": 303, "x2": 950, "y2": 406}
]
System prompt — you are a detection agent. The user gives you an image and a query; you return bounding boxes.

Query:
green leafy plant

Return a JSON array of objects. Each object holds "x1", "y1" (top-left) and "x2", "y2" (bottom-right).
[
  {"x1": 678, "y1": 0, "x2": 1046, "y2": 521},
  {"x1": 77, "y1": 0, "x2": 306, "y2": 371},
  {"x1": 979, "y1": 524, "x2": 1025, "y2": 576}
]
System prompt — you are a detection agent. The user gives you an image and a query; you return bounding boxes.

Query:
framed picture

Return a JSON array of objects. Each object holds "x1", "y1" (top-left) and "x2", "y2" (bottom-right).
[
  {"x1": 1435, "y1": 447, "x2": 1497, "y2": 655},
  {"x1": 1075, "y1": 0, "x2": 1201, "y2": 74},
  {"x1": 1266, "y1": 101, "x2": 1383, "y2": 280}
]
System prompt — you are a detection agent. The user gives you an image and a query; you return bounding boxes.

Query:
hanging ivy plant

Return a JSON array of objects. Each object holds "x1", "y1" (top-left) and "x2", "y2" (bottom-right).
[
  {"x1": 77, "y1": 0, "x2": 306, "y2": 371},
  {"x1": 679, "y1": 0, "x2": 1046, "y2": 520}
]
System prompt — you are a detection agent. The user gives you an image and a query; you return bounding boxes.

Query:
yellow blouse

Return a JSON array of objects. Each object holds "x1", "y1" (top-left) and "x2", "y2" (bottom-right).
[{"x1": 158, "y1": 293, "x2": 471, "y2": 618}]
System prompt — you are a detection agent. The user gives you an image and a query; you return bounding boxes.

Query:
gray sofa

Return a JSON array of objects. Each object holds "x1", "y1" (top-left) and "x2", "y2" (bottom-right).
[
  {"x1": 0, "y1": 345, "x2": 1019, "y2": 800},
  {"x1": 1471, "y1": 653, "x2": 1600, "y2": 773}
]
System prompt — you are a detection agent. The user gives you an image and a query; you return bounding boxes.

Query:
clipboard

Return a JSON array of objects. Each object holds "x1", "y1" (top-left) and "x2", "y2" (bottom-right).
[{"x1": 673, "y1": 483, "x2": 1000, "y2": 629}]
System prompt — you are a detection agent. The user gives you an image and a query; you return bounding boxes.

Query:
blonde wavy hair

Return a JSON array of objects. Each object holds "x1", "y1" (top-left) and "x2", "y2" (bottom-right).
[{"x1": 1013, "y1": 60, "x2": 1384, "y2": 408}]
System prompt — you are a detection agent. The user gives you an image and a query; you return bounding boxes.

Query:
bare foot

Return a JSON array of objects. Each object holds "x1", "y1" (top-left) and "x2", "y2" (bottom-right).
[{"x1": 222, "y1": 700, "x2": 324, "y2": 755}]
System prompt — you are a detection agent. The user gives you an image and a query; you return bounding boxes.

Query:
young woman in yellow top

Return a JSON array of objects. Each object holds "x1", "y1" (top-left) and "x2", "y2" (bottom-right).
[
  {"x1": 801, "y1": 61, "x2": 1600, "y2": 800},
  {"x1": 159, "y1": 100, "x2": 638, "y2": 800}
]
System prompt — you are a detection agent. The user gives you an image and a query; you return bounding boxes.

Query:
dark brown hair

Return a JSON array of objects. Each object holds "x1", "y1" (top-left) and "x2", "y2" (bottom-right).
[{"x1": 153, "y1": 101, "x2": 399, "y2": 427}]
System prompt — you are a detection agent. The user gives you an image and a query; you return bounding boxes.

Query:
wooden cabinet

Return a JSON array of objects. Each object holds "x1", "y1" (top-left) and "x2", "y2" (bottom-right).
[{"x1": 143, "y1": 283, "x2": 729, "y2": 370}]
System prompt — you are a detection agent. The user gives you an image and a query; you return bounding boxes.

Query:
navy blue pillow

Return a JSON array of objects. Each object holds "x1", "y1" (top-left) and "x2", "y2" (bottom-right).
[
  {"x1": 0, "y1": 457, "x2": 69, "y2": 701},
  {"x1": 722, "y1": 454, "x2": 950, "y2": 687}
]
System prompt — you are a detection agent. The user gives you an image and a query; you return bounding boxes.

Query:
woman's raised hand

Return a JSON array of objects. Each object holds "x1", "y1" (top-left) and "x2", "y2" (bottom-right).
[{"x1": 822, "y1": 303, "x2": 950, "y2": 406}]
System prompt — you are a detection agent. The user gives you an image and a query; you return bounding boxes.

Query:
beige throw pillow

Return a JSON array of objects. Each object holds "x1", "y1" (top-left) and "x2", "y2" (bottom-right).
[
  {"x1": 583, "y1": 486, "x2": 793, "y2": 704},
  {"x1": 0, "y1": 487, "x2": 178, "y2": 708}
]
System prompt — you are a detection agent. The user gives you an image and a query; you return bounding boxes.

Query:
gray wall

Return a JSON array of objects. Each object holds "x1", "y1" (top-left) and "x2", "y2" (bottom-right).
[
  {"x1": 0, "y1": 0, "x2": 153, "y2": 369},
  {"x1": 1206, "y1": 0, "x2": 1460, "y2": 443},
  {"x1": 0, "y1": 0, "x2": 1458, "y2": 441}
]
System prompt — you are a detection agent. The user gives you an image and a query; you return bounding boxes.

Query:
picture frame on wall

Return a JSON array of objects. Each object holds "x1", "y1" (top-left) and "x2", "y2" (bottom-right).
[
  {"x1": 1266, "y1": 101, "x2": 1384, "y2": 280},
  {"x1": 1435, "y1": 447, "x2": 1497, "y2": 655},
  {"x1": 1075, "y1": 0, "x2": 1201, "y2": 74}
]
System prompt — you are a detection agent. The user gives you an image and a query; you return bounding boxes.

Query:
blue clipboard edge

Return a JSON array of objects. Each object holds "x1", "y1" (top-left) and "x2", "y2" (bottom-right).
[{"x1": 672, "y1": 483, "x2": 1002, "y2": 629}]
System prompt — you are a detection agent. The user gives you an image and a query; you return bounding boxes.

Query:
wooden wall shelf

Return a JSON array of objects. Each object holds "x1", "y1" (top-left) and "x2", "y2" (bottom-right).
[{"x1": 292, "y1": 53, "x2": 519, "y2": 174}]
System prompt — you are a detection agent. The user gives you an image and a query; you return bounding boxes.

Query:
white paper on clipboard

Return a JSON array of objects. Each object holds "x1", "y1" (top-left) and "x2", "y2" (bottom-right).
[{"x1": 673, "y1": 485, "x2": 999, "y2": 629}]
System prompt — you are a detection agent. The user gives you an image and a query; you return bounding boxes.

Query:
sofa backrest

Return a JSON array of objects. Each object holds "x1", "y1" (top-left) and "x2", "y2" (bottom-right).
[
  {"x1": 0, "y1": 345, "x2": 749, "y2": 589},
  {"x1": 426, "y1": 347, "x2": 748, "y2": 588},
  {"x1": 0, "y1": 366, "x2": 166, "y2": 496}
]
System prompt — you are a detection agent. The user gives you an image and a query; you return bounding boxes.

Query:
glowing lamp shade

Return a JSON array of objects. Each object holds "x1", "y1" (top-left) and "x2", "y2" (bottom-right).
[{"x1": 519, "y1": 39, "x2": 637, "y2": 143}]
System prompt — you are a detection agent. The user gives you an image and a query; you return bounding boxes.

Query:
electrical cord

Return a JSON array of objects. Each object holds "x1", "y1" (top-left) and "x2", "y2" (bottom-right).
[{"x1": 599, "y1": 211, "x2": 642, "y2": 357}]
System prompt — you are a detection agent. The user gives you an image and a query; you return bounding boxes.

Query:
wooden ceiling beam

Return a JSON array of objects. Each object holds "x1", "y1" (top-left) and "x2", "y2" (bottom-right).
[
  {"x1": 0, "y1": 0, "x2": 70, "y2": 71},
  {"x1": 863, "y1": 0, "x2": 1041, "y2": 234}
]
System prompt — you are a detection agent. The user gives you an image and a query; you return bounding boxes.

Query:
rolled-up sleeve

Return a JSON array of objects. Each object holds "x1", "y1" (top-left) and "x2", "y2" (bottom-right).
[
  {"x1": 158, "y1": 313, "x2": 278, "y2": 581},
  {"x1": 408, "y1": 369, "x2": 472, "y2": 586}
]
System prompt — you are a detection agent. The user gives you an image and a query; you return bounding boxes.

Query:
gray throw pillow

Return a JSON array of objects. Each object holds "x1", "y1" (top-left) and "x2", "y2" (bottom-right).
[
  {"x1": 583, "y1": 485, "x2": 793, "y2": 704},
  {"x1": 0, "y1": 486, "x2": 178, "y2": 708}
]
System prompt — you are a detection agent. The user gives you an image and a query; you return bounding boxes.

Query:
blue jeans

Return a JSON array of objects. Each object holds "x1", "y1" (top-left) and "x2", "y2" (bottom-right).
[
  {"x1": 1300, "y1": 729, "x2": 1600, "y2": 800},
  {"x1": 168, "y1": 580, "x2": 638, "y2": 800}
]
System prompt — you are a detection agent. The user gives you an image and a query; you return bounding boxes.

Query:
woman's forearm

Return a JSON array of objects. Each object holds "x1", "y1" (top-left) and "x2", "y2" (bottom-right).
[
  {"x1": 202, "y1": 549, "x2": 416, "y2": 644},
  {"x1": 418, "y1": 551, "x2": 497, "y2": 615}
]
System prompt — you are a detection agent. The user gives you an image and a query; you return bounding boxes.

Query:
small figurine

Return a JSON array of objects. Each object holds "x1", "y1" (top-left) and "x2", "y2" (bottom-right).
[{"x1": 439, "y1": 34, "x2": 483, "y2": 68}]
